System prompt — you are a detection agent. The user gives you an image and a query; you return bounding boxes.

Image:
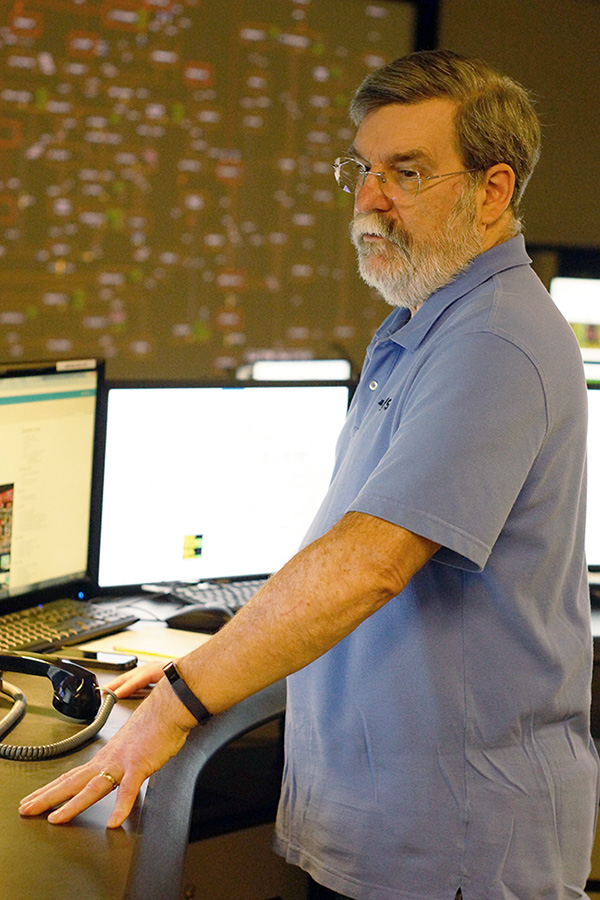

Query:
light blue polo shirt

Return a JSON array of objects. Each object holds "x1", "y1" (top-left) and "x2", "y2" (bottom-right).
[{"x1": 274, "y1": 236, "x2": 600, "y2": 900}]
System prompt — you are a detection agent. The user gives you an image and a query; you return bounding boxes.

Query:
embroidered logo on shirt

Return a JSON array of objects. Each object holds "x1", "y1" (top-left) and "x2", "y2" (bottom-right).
[{"x1": 377, "y1": 397, "x2": 392, "y2": 411}]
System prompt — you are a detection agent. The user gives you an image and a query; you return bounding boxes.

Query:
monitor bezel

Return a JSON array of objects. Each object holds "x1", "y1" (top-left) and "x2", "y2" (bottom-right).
[
  {"x1": 0, "y1": 358, "x2": 105, "y2": 614},
  {"x1": 88, "y1": 377, "x2": 355, "y2": 595}
]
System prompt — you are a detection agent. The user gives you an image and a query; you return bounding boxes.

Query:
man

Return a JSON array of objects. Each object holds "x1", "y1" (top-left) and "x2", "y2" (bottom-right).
[{"x1": 20, "y1": 50, "x2": 599, "y2": 900}]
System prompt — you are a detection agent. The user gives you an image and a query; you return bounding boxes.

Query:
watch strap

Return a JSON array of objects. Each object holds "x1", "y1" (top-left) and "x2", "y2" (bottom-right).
[{"x1": 163, "y1": 661, "x2": 211, "y2": 725}]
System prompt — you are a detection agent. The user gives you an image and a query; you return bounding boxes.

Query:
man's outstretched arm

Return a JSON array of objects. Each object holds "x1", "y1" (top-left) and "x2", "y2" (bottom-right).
[{"x1": 19, "y1": 511, "x2": 439, "y2": 827}]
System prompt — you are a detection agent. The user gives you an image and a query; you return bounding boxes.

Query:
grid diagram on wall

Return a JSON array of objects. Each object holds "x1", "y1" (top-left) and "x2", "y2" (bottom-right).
[{"x1": 0, "y1": 0, "x2": 416, "y2": 377}]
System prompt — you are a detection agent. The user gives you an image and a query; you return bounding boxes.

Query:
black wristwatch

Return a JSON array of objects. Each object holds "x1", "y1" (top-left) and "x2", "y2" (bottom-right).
[{"x1": 162, "y1": 661, "x2": 212, "y2": 725}]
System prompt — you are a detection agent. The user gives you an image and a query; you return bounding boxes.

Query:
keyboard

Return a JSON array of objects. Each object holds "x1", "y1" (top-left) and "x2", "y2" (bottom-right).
[
  {"x1": 165, "y1": 578, "x2": 267, "y2": 614},
  {"x1": 0, "y1": 597, "x2": 139, "y2": 653}
]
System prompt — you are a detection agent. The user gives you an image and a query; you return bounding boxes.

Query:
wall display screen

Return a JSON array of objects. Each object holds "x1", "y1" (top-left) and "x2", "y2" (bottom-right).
[{"x1": 0, "y1": 0, "x2": 417, "y2": 378}]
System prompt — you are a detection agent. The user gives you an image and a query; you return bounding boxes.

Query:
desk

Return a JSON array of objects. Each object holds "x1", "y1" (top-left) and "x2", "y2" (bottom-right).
[
  {"x1": 0, "y1": 669, "x2": 143, "y2": 900},
  {"x1": 7, "y1": 612, "x2": 600, "y2": 898},
  {"x1": 0, "y1": 659, "x2": 289, "y2": 900},
  {"x1": 0, "y1": 590, "x2": 288, "y2": 899}
]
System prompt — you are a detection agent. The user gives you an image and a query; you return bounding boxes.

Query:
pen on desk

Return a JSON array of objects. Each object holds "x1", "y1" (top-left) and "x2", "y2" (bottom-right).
[{"x1": 111, "y1": 644, "x2": 173, "y2": 659}]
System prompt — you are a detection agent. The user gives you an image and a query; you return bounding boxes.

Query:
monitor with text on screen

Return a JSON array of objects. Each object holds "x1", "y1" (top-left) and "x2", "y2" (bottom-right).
[
  {"x1": 0, "y1": 360, "x2": 102, "y2": 605},
  {"x1": 96, "y1": 382, "x2": 350, "y2": 588}
]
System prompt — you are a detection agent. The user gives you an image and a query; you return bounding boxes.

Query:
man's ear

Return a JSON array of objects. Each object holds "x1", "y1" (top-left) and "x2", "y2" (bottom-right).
[{"x1": 479, "y1": 164, "x2": 516, "y2": 226}]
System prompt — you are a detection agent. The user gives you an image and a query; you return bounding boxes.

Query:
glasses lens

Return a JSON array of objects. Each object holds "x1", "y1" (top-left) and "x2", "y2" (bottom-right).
[
  {"x1": 334, "y1": 159, "x2": 363, "y2": 193},
  {"x1": 392, "y1": 170, "x2": 421, "y2": 195}
]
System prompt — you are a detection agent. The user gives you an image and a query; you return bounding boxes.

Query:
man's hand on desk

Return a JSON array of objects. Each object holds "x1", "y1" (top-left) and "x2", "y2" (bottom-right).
[
  {"x1": 18, "y1": 675, "x2": 198, "y2": 827},
  {"x1": 18, "y1": 514, "x2": 438, "y2": 827},
  {"x1": 104, "y1": 660, "x2": 166, "y2": 698}
]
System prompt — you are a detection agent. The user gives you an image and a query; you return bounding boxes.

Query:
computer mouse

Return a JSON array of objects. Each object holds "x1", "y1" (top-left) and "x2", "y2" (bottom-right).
[{"x1": 165, "y1": 604, "x2": 233, "y2": 634}]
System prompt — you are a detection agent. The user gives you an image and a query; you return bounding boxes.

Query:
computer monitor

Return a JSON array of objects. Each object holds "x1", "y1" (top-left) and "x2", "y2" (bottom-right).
[
  {"x1": 236, "y1": 359, "x2": 353, "y2": 381},
  {"x1": 95, "y1": 381, "x2": 350, "y2": 588},
  {"x1": 0, "y1": 360, "x2": 103, "y2": 607},
  {"x1": 550, "y1": 276, "x2": 600, "y2": 363}
]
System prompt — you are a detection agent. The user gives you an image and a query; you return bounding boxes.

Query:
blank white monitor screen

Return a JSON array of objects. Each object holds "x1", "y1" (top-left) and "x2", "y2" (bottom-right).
[
  {"x1": 97, "y1": 383, "x2": 350, "y2": 587},
  {"x1": 0, "y1": 362, "x2": 100, "y2": 602}
]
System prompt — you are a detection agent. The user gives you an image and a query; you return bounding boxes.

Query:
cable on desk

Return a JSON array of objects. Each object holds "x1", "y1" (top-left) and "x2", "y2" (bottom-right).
[
  {"x1": 115, "y1": 602, "x2": 164, "y2": 622},
  {"x1": 0, "y1": 681, "x2": 26, "y2": 737},
  {"x1": 0, "y1": 688, "x2": 117, "y2": 760}
]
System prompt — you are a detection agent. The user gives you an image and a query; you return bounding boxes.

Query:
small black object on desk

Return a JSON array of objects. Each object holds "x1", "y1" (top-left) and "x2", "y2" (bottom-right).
[{"x1": 164, "y1": 604, "x2": 233, "y2": 634}]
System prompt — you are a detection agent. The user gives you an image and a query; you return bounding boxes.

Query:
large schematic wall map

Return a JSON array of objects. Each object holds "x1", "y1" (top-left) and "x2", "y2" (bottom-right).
[{"x1": 0, "y1": 0, "x2": 415, "y2": 377}]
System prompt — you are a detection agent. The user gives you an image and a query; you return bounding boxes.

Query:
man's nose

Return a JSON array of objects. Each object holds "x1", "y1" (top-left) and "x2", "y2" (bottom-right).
[{"x1": 354, "y1": 171, "x2": 395, "y2": 215}]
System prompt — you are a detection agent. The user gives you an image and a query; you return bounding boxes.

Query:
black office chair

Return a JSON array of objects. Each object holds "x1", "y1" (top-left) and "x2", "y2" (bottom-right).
[{"x1": 122, "y1": 679, "x2": 287, "y2": 900}]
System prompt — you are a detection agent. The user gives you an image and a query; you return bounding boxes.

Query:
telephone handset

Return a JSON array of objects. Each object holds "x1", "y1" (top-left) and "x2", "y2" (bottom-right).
[{"x1": 0, "y1": 652, "x2": 117, "y2": 760}]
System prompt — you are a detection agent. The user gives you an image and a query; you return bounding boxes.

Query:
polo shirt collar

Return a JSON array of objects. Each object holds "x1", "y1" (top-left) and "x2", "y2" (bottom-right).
[{"x1": 376, "y1": 235, "x2": 531, "y2": 352}]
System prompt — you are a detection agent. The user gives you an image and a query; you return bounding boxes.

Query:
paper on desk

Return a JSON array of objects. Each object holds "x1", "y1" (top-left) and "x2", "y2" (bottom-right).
[{"x1": 75, "y1": 626, "x2": 212, "y2": 662}]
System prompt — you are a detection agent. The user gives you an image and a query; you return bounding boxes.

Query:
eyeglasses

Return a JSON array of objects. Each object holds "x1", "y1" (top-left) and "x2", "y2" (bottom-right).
[{"x1": 333, "y1": 157, "x2": 479, "y2": 198}]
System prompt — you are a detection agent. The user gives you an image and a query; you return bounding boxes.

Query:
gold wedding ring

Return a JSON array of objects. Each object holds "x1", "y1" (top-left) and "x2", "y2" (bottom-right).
[{"x1": 98, "y1": 770, "x2": 118, "y2": 790}]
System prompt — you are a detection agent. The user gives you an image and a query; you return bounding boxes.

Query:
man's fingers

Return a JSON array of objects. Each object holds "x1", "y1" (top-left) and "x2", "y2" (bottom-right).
[
  {"x1": 106, "y1": 776, "x2": 143, "y2": 828},
  {"x1": 45, "y1": 772, "x2": 122, "y2": 824},
  {"x1": 19, "y1": 764, "x2": 123, "y2": 819},
  {"x1": 19, "y1": 765, "x2": 91, "y2": 814},
  {"x1": 20, "y1": 767, "x2": 141, "y2": 827},
  {"x1": 105, "y1": 661, "x2": 164, "y2": 698}
]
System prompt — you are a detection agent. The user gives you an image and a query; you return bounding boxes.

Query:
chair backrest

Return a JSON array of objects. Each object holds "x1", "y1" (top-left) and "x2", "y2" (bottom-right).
[{"x1": 122, "y1": 679, "x2": 287, "y2": 900}]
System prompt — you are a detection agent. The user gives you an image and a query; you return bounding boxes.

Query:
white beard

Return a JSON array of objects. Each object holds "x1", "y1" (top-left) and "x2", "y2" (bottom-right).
[{"x1": 350, "y1": 187, "x2": 484, "y2": 313}]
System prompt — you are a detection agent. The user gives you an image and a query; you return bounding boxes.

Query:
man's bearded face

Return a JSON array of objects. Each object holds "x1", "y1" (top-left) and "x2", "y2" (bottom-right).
[{"x1": 350, "y1": 183, "x2": 484, "y2": 314}]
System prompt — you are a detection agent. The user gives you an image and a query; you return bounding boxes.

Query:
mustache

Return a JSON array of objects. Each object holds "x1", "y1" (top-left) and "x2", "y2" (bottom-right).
[{"x1": 350, "y1": 212, "x2": 410, "y2": 249}]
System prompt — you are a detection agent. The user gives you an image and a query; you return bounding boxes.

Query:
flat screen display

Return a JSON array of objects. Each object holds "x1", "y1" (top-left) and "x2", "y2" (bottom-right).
[
  {"x1": 97, "y1": 382, "x2": 350, "y2": 587},
  {"x1": 550, "y1": 277, "x2": 600, "y2": 363},
  {"x1": 0, "y1": 360, "x2": 101, "y2": 602}
]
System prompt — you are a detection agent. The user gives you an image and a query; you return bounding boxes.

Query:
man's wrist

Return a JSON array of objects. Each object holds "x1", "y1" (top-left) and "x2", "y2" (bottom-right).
[{"x1": 162, "y1": 661, "x2": 212, "y2": 725}]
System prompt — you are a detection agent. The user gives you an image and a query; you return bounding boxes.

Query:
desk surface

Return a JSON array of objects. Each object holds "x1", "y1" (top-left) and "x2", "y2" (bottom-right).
[
  {"x1": 0, "y1": 669, "x2": 143, "y2": 900},
  {"x1": 0, "y1": 594, "x2": 211, "y2": 900}
]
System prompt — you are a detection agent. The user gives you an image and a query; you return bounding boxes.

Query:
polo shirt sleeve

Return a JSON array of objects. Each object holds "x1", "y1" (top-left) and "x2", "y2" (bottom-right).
[{"x1": 348, "y1": 331, "x2": 548, "y2": 572}]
